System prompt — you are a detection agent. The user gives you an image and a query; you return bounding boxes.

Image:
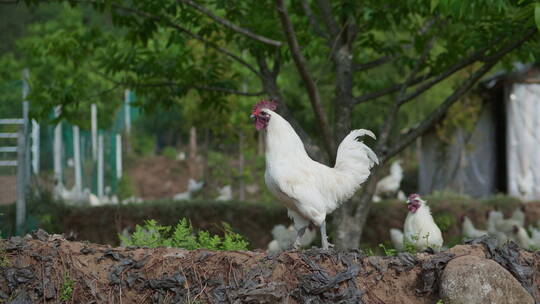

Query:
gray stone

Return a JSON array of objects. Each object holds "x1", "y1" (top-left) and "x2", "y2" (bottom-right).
[{"x1": 439, "y1": 255, "x2": 534, "y2": 304}]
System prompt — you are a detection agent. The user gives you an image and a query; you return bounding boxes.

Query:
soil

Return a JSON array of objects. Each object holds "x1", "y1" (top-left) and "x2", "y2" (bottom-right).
[
  {"x1": 127, "y1": 156, "x2": 201, "y2": 200},
  {"x1": 1, "y1": 231, "x2": 539, "y2": 304},
  {"x1": 0, "y1": 175, "x2": 16, "y2": 205}
]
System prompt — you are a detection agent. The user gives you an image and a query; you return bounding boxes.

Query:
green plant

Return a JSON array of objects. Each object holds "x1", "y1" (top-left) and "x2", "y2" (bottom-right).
[
  {"x1": 161, "y1": 146, "x2": 178, "y2": 160},
  {"x1": 117, "y1": 175, "x2": 136, "y2": 201},
  {"x1": 378, "y1": 243, "x2": 397, "y2": 256},
  {"x1": 132, "y1": 133, "x2": 155, "y2": 157},
  {"x1": 434, "y1": 213, "x2": 455, "y2": 232},
  {"x1": 436, "y1": 300, "x2": 444, "y2": 304},
  {"x1": 361, "y1": 246, "x2": 375, "y2": 256},
  {"x1": 60, "y1": 273, "x2": 74, "y2": 302},
  {"x1": 119, "y1": 219, "x2": 249, "y2": 250},
  {"x1": 403, "y1": 234, "x2": 420, "y2": 254},
  {"x1": 0, "y1": 249, "x2": 10, "y2": 267}
]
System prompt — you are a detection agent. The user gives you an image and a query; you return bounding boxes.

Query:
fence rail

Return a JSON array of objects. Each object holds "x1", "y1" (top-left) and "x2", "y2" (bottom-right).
[
  {"x1": 0, "y1": 160, "x2": 18, "y2": 166},
  {"x1": 0, "y1": 119, "x2": 24, "y2": 125},
  {"x1": 0, "y1": 146, "x2": 18, "y2": 152},
  {"x1": 0, "y1": 133, "x2": 19, "y2": 138}
]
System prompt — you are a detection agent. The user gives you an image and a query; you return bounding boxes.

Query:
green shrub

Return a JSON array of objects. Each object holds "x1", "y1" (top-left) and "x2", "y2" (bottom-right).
[
  {"x1": 161, "y1": 146, "x2": 177, "y2": 160},
  {"x1": 119, "y1": 219, "x2": 249, "y2": 250},
  {"x1": 132, "y1": 133, "x2": 155, "y2": 156},
  {"x1": 434, "y1": 213, "x2": 455, "y2": 232},
  {"x1": 117, "y1": 175, "x2": 136, "y2": 200}
]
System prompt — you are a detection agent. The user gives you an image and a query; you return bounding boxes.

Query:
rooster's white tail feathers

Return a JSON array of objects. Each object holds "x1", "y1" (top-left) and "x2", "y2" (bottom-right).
[{"x1": 331, "y1": 129, "x2": 379, "y2": 204}]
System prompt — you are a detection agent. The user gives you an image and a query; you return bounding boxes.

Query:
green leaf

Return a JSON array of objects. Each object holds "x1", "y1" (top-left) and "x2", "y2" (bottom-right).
[
  {"x1": 430, "y1": 0, "x2": 439, "y2": 13},
  {"x1": 535, "y1": 3, "x2": 540, "y2": 32}
]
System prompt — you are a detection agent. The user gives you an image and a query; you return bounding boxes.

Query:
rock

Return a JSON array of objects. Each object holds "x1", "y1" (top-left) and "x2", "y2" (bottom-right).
[{"x1": 440, "y1": 255, "x2": 534, "y2": 304}]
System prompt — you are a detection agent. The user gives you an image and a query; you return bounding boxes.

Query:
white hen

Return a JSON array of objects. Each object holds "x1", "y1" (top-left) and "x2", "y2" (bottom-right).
[
  {"x1": 173, "y1": 178, "x2": 204, "y2": 201},
  {"x1": 486, "y1": 210, "x2": 509, "y2": 246},
  {"x1": 267, "y1": 224, "x2": 316, "y2": 253},
  {"x1": 403, "y1": 194, "x2": 443, "y2": 251},
  {"x1": 510, "y1": 206, "x2": 526, "y2": 227},
  {"x1": 187, "y1": 178, "x2": 204, "y2": 193},
  {"x1": 461, "y1": 215, "x2": 487, "y2": 239},
  {"x1": 374, "y1": 160, "x2": 403, "y2": 201},
  {"x1": 216, "y1": 185, "x2": 232, "y2": 201},
  {"x1": 512, "y1": 225, "x2": 532, "y2": 249},
  {"x1": 389, "y1": 228, "x2": 404, "y2": 251},
  {"x1": 251, "y1": 100, "x2": 378, "y2": 249}
]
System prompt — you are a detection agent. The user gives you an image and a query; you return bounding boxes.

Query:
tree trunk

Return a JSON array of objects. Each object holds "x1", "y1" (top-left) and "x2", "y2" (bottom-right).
[
  {"x1": 333, "y1": 45, "x2": 354, "y2": 145},
  {"x1": 188, "y1": 126, "x2": 198, "y2": 177},
  {"x1": 201, "y1": 128, "x2": 210, "y2": 199},
  {"x1": 330, "y1": 34, "x2": 360, "y2": 248},
  {"x1": 333, "y1": 165, "x2": 383, "y2": 249},
  {"x1": 238, "y1": 131, "x2": 246, "y2": 201}
]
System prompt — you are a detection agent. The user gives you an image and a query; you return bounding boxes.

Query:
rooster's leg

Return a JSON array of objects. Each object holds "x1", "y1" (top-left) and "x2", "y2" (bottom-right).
[
  {"x1": 291, "y1": 226, "x2": 307, "y2": 250},
  {"x1": 320, "y1": 221, "x2": 334, "y2": 249}
]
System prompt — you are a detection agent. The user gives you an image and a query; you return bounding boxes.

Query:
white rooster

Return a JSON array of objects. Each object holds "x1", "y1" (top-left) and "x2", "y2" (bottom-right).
[
  {"x1": 251, "y1": 100, "x2": 378, "y2": 249},
  {"x1": 403, "y1": 194, "x2": 443, "y2": 251}
]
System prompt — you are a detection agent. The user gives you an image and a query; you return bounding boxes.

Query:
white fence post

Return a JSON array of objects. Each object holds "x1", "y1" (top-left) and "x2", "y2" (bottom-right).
[
  {"x1": 16, "y1": 127, "x2": 26, "y2": 234},
  {"x1": 91, "y1": 103, "x2": 97, "y2": 160},
  {"x1": 97, "y1": 133, "x2": 104, "y2": 198},
  {"x1": 53, "y1": 106, "x2": 62, "y2": 183},
  {"x1": 116, "y1": 134, "x2": 122, "y2": 180},
  {"x1": 124, "y1": 90, "x2": 131, "y2": 135},
  {"x1": 22, "y1": 69, "x2": 30, "y2": 189},
  {"x1": 73, "y1": 125, "x2": 82, "y2": 195},
  {"x1": 31, "y1": 119, "x2": 39, "y2": 174}
]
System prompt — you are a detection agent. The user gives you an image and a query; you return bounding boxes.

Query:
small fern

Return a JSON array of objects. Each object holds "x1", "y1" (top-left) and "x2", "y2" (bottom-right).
[
  {"x1": 60, "y1": 273, "x2": 74, "y2": 302},
  {"x1": 378, "y1": 243, "x2": 397, "y2": 256},
  {"x1": 119, "y1": 218, "x2": 249, "y2": 251}
]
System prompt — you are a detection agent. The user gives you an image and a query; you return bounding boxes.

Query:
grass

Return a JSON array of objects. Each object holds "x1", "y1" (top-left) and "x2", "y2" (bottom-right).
[
  {"x1": 60, "y1": 273, "x2": 74, "y2": 302},
  {"x1": 0, "y1": 248, "x2": 10, "y2": 267}
]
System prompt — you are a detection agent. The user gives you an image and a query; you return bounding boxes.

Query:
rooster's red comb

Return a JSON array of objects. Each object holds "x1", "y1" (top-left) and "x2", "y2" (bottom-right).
[
  {"x1": 407, "y1": 194, "x2": 420, "y2": 201},
  {"x1": 252, "y1": 99, "x2": 277, "y2": 114}
]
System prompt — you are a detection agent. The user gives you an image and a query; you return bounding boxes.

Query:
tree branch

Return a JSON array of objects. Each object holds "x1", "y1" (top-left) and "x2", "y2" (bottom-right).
[
  {"x1": 301, "y1": 0, "x2": 327, "y2": 39},
  {"x1": 353, "y1": 35, "x2": 505, "y2": 106},
  {"x1": 95, "y1": 73, "x2": 265, "y2": 96},
  {"x1": 315, "y1": 0, "x2": 339, "y2": 38},
  {"x1": 177, "y1": 0, "x2": 282, "y2": 47},
  {"x1": 353, "y1": 72, "x2": 433, "y2": 104},
  {"x1": 275, "y1": 0, "x2": 336, "y2": 159},
  {"x1": 396, "y1": 42, "x2": 504, "y2": 107},
  {"x1": 353, "y1": 55, "x2": 397, "y2": 72},
  {"x1": 383, "y1": 27, "x2": 537, "y2": 162},
  {"x1": 136, "y1": 82, "x2": 265, "y2": 96},
  {"x1": 110, "y1": 3, "x2": 261, "y2": 77},
  {"x1": 375, "y1": 34, "x2": 436, "y2": 156}
]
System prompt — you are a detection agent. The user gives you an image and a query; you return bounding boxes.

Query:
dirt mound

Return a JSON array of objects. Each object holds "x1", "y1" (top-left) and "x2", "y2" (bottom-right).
[
  {"x1": 1, "y1": 231, "x2": 539, "y2": 303},
  {"x1": 0, "y1": 175, "x2": 16, "y2": 205},
  {"x1": 128, "y1": 156, "x2": 201, "y2": 200}
]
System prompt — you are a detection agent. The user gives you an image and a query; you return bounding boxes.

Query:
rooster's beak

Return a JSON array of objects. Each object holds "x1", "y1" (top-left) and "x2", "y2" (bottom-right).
[{"x1": 250, "y1": 114, "x2": 256, "y2": 121}]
